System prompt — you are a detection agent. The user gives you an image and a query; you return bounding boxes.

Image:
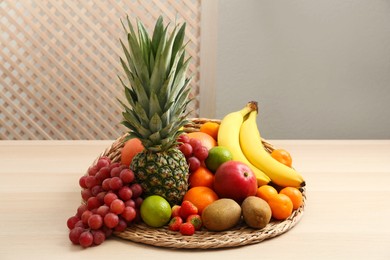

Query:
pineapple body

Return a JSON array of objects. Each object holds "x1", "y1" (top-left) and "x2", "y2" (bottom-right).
[{"x1": 131, "y1": 148, "x2": 189, "y2": 205}]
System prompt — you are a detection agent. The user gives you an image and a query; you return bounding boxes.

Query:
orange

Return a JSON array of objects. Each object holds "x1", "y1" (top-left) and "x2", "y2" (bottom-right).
[
  {"x1": 267, "y1": 193, "x2": 293, "y2": 220},
  {"x1": 271, "y1": 149, "x2": 293, "y2": 167},
  {"x1": 187, "y1": 132, "x2": 217, "y2": 150},
  {"x1": 279, "y1": 187, "x2": 303, "y2": 210},
  {"x1": 188, "y1": 166, "x2": 214, "y2": 189},
  {"x1": 183, "y1": 186, "x2": 219, "y2": 214},
  {"x1": 199, "y1": 122, "x2": 219, "y2": 141},
  {"x1": 120, "y1": 138, "x2": 144, "y2": 166},
  {"x1": 256, "y1": 185, "x2": 278, "y2": 202}
]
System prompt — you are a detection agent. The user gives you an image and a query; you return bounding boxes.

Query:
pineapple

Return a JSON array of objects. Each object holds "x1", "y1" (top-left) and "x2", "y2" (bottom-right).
[{"x1": 118, "y1": 16, "x2": 192, "y2": 205}]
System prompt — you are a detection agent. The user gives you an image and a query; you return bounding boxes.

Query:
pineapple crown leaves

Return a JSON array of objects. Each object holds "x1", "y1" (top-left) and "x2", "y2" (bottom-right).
[{"x1": 118, "y1": 15, "x2": 193, "y2": 152}]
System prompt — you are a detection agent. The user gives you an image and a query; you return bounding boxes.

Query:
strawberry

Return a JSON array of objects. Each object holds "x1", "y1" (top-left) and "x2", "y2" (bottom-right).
[
  {"x1": 180, "y1": 200, "x2": 198, "y2": 220},
  {"x1": 168, "y1": 216, "x2": 183, "y2": 231},
  {"x1": 179, "y1": 222, "x2": 195, "y2": 236},
  {"x1": 171, "y1": 205, "x2": 181, "y2": 218},
  {"x1": 187, "y1": 214, "x2": 202, "y2": 230}
]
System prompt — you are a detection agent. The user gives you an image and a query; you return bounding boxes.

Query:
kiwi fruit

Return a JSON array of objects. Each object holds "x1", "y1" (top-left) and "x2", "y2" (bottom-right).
[
  {"x1": 241, "y1": 196, "x2": 271, "y2": 229},
  {"x1": 201, "y1": 199, "x2": 241, "y2": 231}
]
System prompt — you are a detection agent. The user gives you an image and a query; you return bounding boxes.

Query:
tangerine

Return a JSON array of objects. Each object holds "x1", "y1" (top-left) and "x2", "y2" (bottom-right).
[
  {"x1": 256, "y1": 185, "x2": 278, "y2": 202},
  {"x1": 183, "y1": 186, "x2": 219, "y2": 214},
  {"x1": 188, "y1": 166, "x2": 214, "y2": 189},
  {"x1": 120, "y1": 138, "x2": 144, "y2": 166},
  {"x1": 186, "y1": 132, "x2": 217, "y2": 151},
  {"x1": 267, "y1": 193, "x2": 293, "y2": 220},
  {"x1": 279, "y1": 187, "x2": 303, "y2": 210},
  {"x1": 271, "y1": 149, "x2": 293, "y2": 167},
  {"x1": 199, "y1": 122, "x2": 220, "y2": 141}
]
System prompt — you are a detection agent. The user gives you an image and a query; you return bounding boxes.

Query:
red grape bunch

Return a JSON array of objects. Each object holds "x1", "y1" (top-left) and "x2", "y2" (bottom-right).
[
  {"x1": 178, "y1": 134, "x2": 209, "y2": 173},
  {"x1": 67, "y1": 156, "x2": 143, "y2": 248}
]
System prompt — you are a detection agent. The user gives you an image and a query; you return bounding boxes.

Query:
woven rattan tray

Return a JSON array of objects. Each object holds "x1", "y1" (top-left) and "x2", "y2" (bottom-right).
[{"x1": 88, "y1": 118, "x2": 306, "y2": 249}]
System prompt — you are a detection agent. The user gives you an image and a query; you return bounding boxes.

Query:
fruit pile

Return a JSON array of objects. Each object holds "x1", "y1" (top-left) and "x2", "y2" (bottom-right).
[{"x1": 66, "y1": 16, "x2": 306, "y2": 248}]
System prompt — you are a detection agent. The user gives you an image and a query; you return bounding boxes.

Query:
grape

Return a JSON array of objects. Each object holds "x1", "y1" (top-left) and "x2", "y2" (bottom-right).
[
  {"x1": 76, "y1": 204, "x2": 88, "y2": 218},
  {"x1": 81, "y1": 189, "x2": 92, "y2": 201},
  {"x1": 87, "y1": 197, "x2": 101, "y2": 210},
  {"x1": 193, "y1": 145, "x2": 209, "y2": 161},
  {"x1": 129, "y1": 183, "x2": 143, "y2": 198},
  {"x1": 134, "y1": 197, "x2": 143, "y2": 208},
  {"x1": 101, "y1": 226, "x2": 113, "y2": 238},
  {"x1": 178, "y1": 134, "x2": 190, "y2": 144},
  {"x1": 102, "y1": 178, "x2": 111, "y2": 191},
  {"x1": 118, "y1": 186, "x2": 133, "y2": 201},
  {"x1": 121, "y1": 206, "x2": 136, "y2": 222},
  {"x1": 110, "y1": 199, "x2": 125, "y2": 214},
  {"x1": 69, "y1": 227, "x2": 85, "y2": 244},
  {"x1": 67, "y1": 216, "x2": 80, "y2": 230},
  {"x1": 95, "y1": 167, "x2": 110, "y2": 183},
  {"x1": 109, "y1": 176, "x2": 123, "y2": 190},
  {"x1": 179, "y1": 143, "x2": 193, "y2": 158},
  {"x1": 96, "y1": 205, "x2": 110, "y2": 217},
  {"x1": 87, "y1": 165, "x2": 99, "y2": 176},
  {"x1": 125, "y1": 199, "x2": 136, "y2": 208},
  {"x1": 96, "y1": 192, "x2": 106, "y2": 203},
  {"x1": 104, "y1": 192, "x2": 118, "y2": 206},
  {"x1": 91, "y1": 185, "x2": 103, "y2": 196},
  {"x1": 104, "y1": 213, "x2": 119, "y2": 229},
  {"x1": 114, "y1": 218, "x2": 127, "y2": 232},
  {"x1": 71, "y1": 159, "x2": 145, "y2": 248},
  {"x1": 92, "y1": 230, "x2": 106, "y2": 245},
  {"x1": 88, "y1": 214, "x2": 103, "y2": 230},
  {"x1": 189, "y1": 138, "x2": 202, "y2": 150},
  {"x1": 187, "y1": 156, "x2": 200, "y2": 172},
  {"x1": 85, "y1": 176, "x2": 98, "y2": 189},
  {"x1": 74, "y1": 220, "x2": 86, "y2": 229},
  {"x1": 120, "y1": 169, "x2": 135, "y2": 184},
  {"x1": 79, "y1": 231, "x2": 94, "y2": 248},
  {"x1": 110, "y1": 166, "x2": 121, "y2": 178},
  {"x1": 109, "y1": 162, "x2": 121, "y2": 171},
  {"x1": 81, "y1": 210, "x2": 93, "y2": 225},
  {"x1": 96, "y1": 157, "x2": 111, "y2": 170},
  {"x1": 79, "y1": 176, "x2": 88, "y2": 189}
]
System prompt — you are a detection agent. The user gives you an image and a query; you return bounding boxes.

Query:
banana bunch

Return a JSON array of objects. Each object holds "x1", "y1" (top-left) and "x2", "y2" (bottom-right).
[
  {"x1": 218, "y1": 101, "x2": 305, "y2": 188},
  {"x1": 218, "y1": 101, "x2": 271, "y2": 186}
]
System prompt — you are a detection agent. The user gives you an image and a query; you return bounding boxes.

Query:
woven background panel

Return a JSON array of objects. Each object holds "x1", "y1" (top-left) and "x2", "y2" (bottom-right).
[{"x1": 0, "y1": 0, "x2": 201, "y2": 140}]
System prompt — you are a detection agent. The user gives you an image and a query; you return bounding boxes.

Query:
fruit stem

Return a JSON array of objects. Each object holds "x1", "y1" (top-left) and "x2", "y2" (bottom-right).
[{"x1": 240, "y1": 101, "x2": 258, "y2": 117}]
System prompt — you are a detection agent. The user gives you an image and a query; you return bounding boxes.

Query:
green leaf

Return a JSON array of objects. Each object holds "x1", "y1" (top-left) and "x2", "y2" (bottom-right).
[
  {"x1": 151, "y1": 16, "x2": 164, "y2": 56},
  {"x1": 148, "y1": 131, "x2": 161, "y2": 145},
  {"x1": 171, "y1": 23, "x2": 186, "y2": 67},
  {"x1": 148, "y1": 92, "x2": 162, "y2": 118},
  {"x1": 137, "y1": 20, "x2": 152, "y2": 73},
  {"x1": 134, "y1": 102, "x2": 150, "y2": 127},
  {"x1": 169, "y1": 57, "x2": 191, "y2": 102},
  {"x1": 149, "y1": 113, "x2": 162, "y2": 133},
  {"x1": 127, "y1": 32, "x2": 150, "y2": 89},
  {"x1": 120, "y1": 41, "x2": 136, "y2": 77}
]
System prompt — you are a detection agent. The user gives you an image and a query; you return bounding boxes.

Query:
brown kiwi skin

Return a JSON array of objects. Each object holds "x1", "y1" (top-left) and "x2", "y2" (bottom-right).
[
  {"x1": 241, "y1": 196, "x2": 272, "y2": 229},
  {"x1": 202, "y1": 198, "x2": 242, "y2": 231}
]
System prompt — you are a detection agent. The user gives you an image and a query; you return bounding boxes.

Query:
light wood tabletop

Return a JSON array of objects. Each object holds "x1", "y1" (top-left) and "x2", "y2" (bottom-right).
[{"x1": 1, "y1": 140, "x2": 389, "y2": 259}]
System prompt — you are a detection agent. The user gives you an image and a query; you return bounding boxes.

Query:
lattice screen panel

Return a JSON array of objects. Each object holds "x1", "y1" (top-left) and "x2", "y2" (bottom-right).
[{"x1": 0, "y1": 0, "x2": 201, "y2": 140}]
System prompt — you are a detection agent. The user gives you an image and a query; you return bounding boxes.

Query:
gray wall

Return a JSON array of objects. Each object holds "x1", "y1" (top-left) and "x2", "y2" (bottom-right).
[{"x1": 215, "y1": 0, "x2": 390, "y2": 139}]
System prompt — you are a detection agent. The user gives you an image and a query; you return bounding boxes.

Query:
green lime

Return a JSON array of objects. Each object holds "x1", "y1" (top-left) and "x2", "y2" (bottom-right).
[
  {"x1": 140, "y1": 195, "x2": 172, "y2": 227},
  {"x1": 205, "y1": 146, "x2": 233, "y2": 172}
]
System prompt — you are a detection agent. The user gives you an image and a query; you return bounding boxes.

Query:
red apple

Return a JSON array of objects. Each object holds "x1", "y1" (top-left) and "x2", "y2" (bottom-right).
[{"x1": 213, "y1": 161, "x2": 257, "y2": 203}]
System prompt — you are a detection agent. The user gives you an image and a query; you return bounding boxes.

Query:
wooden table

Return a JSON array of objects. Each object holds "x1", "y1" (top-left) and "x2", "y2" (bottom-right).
[{"x1": 1, "y1": 140, "x2": 389, "y2": 259}]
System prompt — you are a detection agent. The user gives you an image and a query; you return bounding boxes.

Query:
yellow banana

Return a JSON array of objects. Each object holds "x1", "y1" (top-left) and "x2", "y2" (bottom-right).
[
  {"x1": 218, "y1": 102, "x2": 271, "y2": 186},
  {"x1": 240, "y1": 110, "x2": 305, "y2": 187}
]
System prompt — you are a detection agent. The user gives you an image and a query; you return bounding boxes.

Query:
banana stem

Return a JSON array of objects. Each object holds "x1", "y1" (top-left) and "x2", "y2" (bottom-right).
[{"x1": 239, "y1": 101, "x2": 258, "y2": 117}]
